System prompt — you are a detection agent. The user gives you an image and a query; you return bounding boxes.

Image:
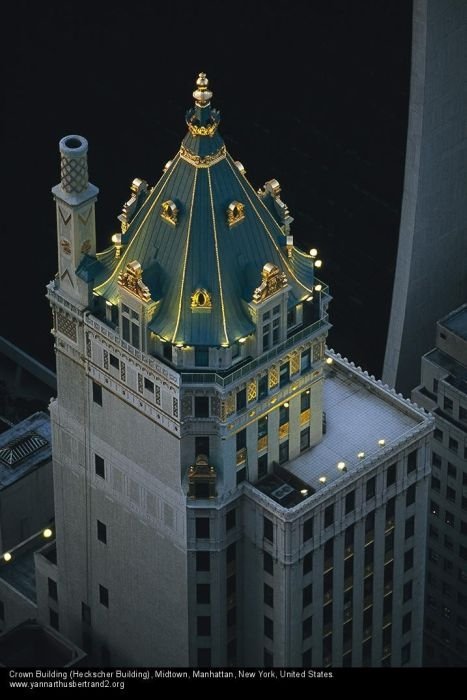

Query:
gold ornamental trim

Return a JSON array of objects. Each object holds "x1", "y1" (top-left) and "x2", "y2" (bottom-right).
[
  {"x1": 253, "y1": 263, "x2": 288, "y2": 304},
  {"x1": 187, "y1": 122, "x2": 218, "y2": 137},
  {"x1": 179, "y1": 144, "x2": 226, "y2": 168},
  {"x1": 118, "y1": 260, "x2": 151, "y2": 303}
]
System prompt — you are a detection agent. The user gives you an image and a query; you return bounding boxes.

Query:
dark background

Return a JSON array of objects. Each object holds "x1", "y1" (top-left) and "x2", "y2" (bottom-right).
[{"x1": 1, "y1": 0, "x2": 412, "y2": 375}]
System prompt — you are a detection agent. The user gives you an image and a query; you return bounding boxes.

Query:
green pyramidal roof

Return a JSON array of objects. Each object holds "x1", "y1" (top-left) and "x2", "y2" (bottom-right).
[{"x1": 93, "y1": 73, "x2": 315, "y2": 346}]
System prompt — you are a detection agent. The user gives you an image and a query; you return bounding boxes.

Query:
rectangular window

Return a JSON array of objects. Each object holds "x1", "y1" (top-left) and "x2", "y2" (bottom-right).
[
  {"x1": 109, "y1": 354, "x2": 119, "y2": 370},
  {"x1": 272, "y1": 317, "x2": 280, "y2": 345},
  {"x1": 386, "y1": 464, "x2": 396, "y2": 487},
  {"x1": 459, "y1": 405, "x2": 467, "y2": 422},
  {"x1": 401, "y1": 643, "x2": 410, "y2": 665},
  {"x1": 403, "y1": 580, "x2": 412, "y2": 603},
  {"x1": 366, "y1": 476, "x2": 376, "y2": 500},
  {"x1": 195, "y1": 347, "x2": 209, "y2": 367},
  {"x1": 301, "y1": 390, "x2": 311, "y2": 413},
  {"x1": 279, "y1": 362, "x2": 290, "y2": 388},
  {"x1": 49, "y1": 609, "x2": 59, "y2": 631},
  {"x1": 195, "y1": 397, "x2": 210, "y2": 418},
  {"x1": 258, "y1": 454, "x2": 268, "y2": 479},
  {"x1": 263, "y1": 516, "x2": 273, "y2": 543},
  {"x1": 264, "y1": 616, "x2": 274, "y2": 640},
  {"x1": 236, "y1": 388, "x2": 246, "y2": 413},
  {"x1": 279, "y1": 403, "x2": 289, "y2": 426},
  {"x1": 197, "y1": 616, "x2": 211, "y2": 636},
  {"x1": 324, "y1": 504, "x2": 334, "y2": 528},
  {"x1": 345, "y1": 490, "x2": 355, "y2": 515},
  {"x1": 431, "y1": 500, "x2": 439, "y2": 517},
  {"x1": 48, "y1": 578, "x2": 58, "y2": 601},
  {"x1": 324, "y1": 539, "x2": 334, "y2": 566},
  {"x1": 445, "y1": 511, "x2": 455, "y2": 527},
  {"x1": 405, "y1": 516, "x2": 415, "y2": 539},
  {"x1": 432, "y1": 452, "x2": 442, "y2": 468},
  {"x1": 196, "y1": 584, "x2": 210, "y2": 605},
  {"x1": 407, "y1": 450, "x2": 417, "y2": 473},
  {"x1": 97, "y1": 520, "x2": 107, "y2": 544},
  {"x1": 196, "y1": 518, "x2": 210, "y2": 539},
  {"x1": 434, "y1": 428, "x2": 443, "y2": 442},
  {"x1": 264, "y1": 583, "x2": 274, "y2": 608},
  {"x1": 444, "y1": 396, "x2": 453, "y2": 413},
  {"x1": 99, "y1": 585, "x2": 109, "y2": 608},
  {"x1": 226, "y1": 509, "x2": 236, "y2": 532},
  {"x1": 303, "y1": 584, "x2": 313, "y2": 608},
  {"x1": 258, "y1": 375, "x2": 268, "y2": 400},
  {"x1": 301, "y1": 349, "x2": 311, "y2": 374},
  {"x1": 236, "y1": 467, "x2": 246, "y2": 485},
  {"x1": 279, "y1": 440, "x2": 289, "y2": 464},
  {"x1": 92, "y1": 381, "x2": 102, "y2": 406},
  {"x1": 195, "y1": 436, "x2": 210, "y2": 458},
  {"x1": 143, "y1": 377, "x2": 154, "y2": 393},
  {"x1": 226, "y1": 543, "x2": 236, "y2": 564},
  {"x1": 236, "y1": 429, "x2": 246, "y2": 451},
  {"x1": 263, "y1": 552, "x2": 273, "y2": 575},
  {"x1": 406, "y1": 483, "x2": 416, "y2": 506},
  {"x1": 447, "y1": 462, "x2": 457, "y2": 479},
  {"x1": 449, "y1": 437, "x2": 458, "y2": 453},
  {"x1": 404, "y1": 549, "x2": 414, "y2": 572},
  {"x1": 446, "y1": 486, "x2": 456, "y2": 502},
  {"x1": 431, "y1": 476, "x2": 441, "y2": 492},
  {"x1": 302, "y1": 616, "x2": 312, "y2": 640},
  {"x1": 81, "y1": 602, "x2": 91, "y2": 625},
  {"x1": 227, "y1": 607, "x2": 236, "y2": 628},
  {"x1": 258, "y1": 416, "x2": 268, "y2": 440},
  {"x1": 300, "y1": 428, "x2": 310, "y2": 452},
  {"x1": 163, "y1": 343, "x2": 173, "y2": 362},
  {"x1": 303, "y1": 552, "x2": 313, "y2": 575},
  {"x1": 196, "y1": 551, "x2": 210, "y2": 572},
  {"x1": 303, "y1": 517, "x2": 313, "y2": 543}
]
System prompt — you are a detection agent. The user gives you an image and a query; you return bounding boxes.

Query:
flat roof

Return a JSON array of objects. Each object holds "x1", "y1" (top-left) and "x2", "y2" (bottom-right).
[
  {"x1": 0, "y1": 620, "x2": 86, "y2": 667},
  {"x1": 0, "y1": 546, "x2": 36, "y2": 602},
  {"x1": 285, "y1": 359, "x2": 427, "y2": 492},
  {"x1": 0, "y1": 412, "x2": 51, "y2": 490},
  {"x1": 440, "y1": 304, "x2": 467, "y2": 341}
]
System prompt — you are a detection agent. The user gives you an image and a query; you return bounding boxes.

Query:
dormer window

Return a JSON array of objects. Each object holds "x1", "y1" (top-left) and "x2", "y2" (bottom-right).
[
  {"x1": 227, "y1": 201, "x2": 245, "y2": 227},
  {"x1": 191, "y1": 288, "x2": 212, "y2": 311},
  {"x1": 121, "y1": 304, "x2": 140, "y2": 349},
  {"x1": 161, "y1": 200, "x2": 179, "y2": 226}
]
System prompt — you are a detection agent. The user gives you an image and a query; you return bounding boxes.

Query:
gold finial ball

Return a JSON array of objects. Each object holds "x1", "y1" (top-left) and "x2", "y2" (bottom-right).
[{"x1": 193, "y1": 72, "x2": 213, "y2": 106}]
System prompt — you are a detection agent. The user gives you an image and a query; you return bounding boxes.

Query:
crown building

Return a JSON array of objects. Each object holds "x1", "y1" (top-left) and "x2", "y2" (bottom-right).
[{"x1": 42, "y1": 75, "x2": 433, "y2": 667}]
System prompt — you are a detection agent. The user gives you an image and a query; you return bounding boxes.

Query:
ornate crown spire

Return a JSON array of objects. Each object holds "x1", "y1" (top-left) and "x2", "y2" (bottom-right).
[{"x1": 192, "y1": 72, "x2": 213, "y2": 107}]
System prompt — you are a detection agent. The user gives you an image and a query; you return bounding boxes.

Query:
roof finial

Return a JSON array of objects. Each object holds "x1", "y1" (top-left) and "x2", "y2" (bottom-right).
[{"x1": 193, "y1": 72, "x2": 213, "y2": 107}]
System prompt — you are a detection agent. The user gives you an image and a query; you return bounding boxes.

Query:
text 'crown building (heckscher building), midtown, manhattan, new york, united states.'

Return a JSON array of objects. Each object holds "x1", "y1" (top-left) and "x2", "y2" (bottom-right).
[{"x1": 1, "y1": 74, "x2": 434, "y2": 668}]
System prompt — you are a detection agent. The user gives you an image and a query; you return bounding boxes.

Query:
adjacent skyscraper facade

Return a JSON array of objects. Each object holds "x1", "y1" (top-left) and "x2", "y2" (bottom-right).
[
  {"x1": 412, "y1": 303, "x2": 467, "y2": 666},
  {"x1": 46, "y1": 75, "x2": 432, "y2": 666}
]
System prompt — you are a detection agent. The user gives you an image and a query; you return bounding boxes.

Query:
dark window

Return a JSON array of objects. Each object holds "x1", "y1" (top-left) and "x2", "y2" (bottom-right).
[
  {"x1": 405, "y1": 516, "x2": 415, "y2": 539},
  {"x1": 279, "y1": 440, "x2": 289, "y2": 464},
  {"x1": 449, "y1": 437, "x2": 458, "y2": 453},
  {"x1": 227, "y1": 575, "x2": 236, "y2": 597},
  {"x1": 432, "y1": 452, "x2": 442, "y2": 468},
  {"x1": 301, "y1": 349, "x2": 311, "y2": 374},
  {"x1": 279, "y1": 403, "x2": 289, "y2": 426},
  {"x1": 109, "y1": 354, "x2": 119, "y2": 370},
  {"x1": 258, "y1": 454, "x2": 268, "y2": 479},
  {"x1": 264, "y1": 616, "x2": 274, "y2": 640},
  {"x1": 81, "y1": 603, "x2": 91, "y2": 625},
  {"x1": 92, "y1": 382, "x2": 102, "y2": 406},
  {"x1": 446, "y1": 486, "x2": 456, "y2": 502},
  {"x1": 344, "y1": 524, "x2": 354, "y2": 550},
  {"x1": 279, "y1": 362, "x2": 290, "y2": 388},
  {"x1": 99, "y1": 585, "x2": 109, "y2": 608},
  {"x1": 272, "y1": 317, "x2": 280, "y2": 345},
  {"x1": 323, "y1": 603, "x2": 333, "y2": 626},
  {"x1": 362, "y1": 639, "x2": 372, "y2": 665},
  {"x1": 444, "y1": 397, "x2": 453, "y2": 413},
  {"x1": 447, "y1": 462, "x2": 457, "y2": 478},
  {"x1": 433, "y1": 379, "x2": 439, "y2": 393},
  {"x1": 95, "y1": 454, "x2": 105, "y2": 479},
  {"x1": 236, "y1": 388, "x2": 247, "y2": 413},
  {"x1": 406, "y1": 484, "x2": 416, "y2": 506},
  {"x1": 431, "y1": 476, "x2": 441, "y2": 492},
  {"x1": 302, "y1": 616, "x2": 312, "y2": 640},
  {"x1": 197, "y1": 648, "x2": 211, "y2": 667},
  {"x1": 264, "y1": 552, "x2": 273, "y2": 575},
  {"x1": 258, "y1": 375, "x2": 268, "y2": 400},
  {"x1": 144, "y1": 377, "x2": 154, "y2": 392},
  {"x1": 366, "y1": 476, "x2": 376, "y2": 500},
  {"x1": 434, "y1": 428, "x2": 443, "y2": 442},
  {"x1": 227, "y1": 607, "x2": 236, "y2": 627},
  {"x1": 404, "y1": 549, "x2": 414, "y2": 572},
  {"x1": 287, "y1": 307, "x2": 296, "y2": 327},
  {"x1": 226, "y1": 509, "x2": 236, "y2": 532},
  {"x1": 264, "y1": 649, "x2": 273, "y2": 666},
  {"x1": 48, "y1": 578, "x2": 57, "y2": 601},
  {"x1": 302, "y1": 649, "x2": 312, "y2": 666},
  {"x1": 196, "y1": 518, "x2": 210, "y2": 539},
  {"x1": 345, "y1": 490, "x2": 355, "y2": 515},
  {"x1": 303, "y1": 552, "x2": 313, "y2": 575},
  {"x1": 407, "y1": 450, "x2": 417, "y2": 473},
  {"x1": 226, "y1": 543, "x2": 236, "y2": 564},
  {"x1": 49, "y1": 609, "x2": 59, "y2": 630},
  {"x1": 227, "y1": 639, "x2": 237, "y2": 665},
  {"x1": 195, "y1": 397, "x2": 210, "y2": 418},
  {"x1": 303, "y1": 517, "x2": 313, "y2": 542},
  {"x1": 386, "y1": 464, "x2": 396, "y2": 487},
  {"x1": 163, "y1": 343, "x2": 173, "y2": 362},
  {"x1": 195, "y1": 436, "x2": 210, "y2": 459},
  {"x1": 97, "y1": 520, "x2": 107, "y2": 544},
  {"x1": 264, "y1": 516, "x2": 273, "y2": 543},
  {"x1": 264, "y1": 583, "x2": 274, "y2": 607},
  {"x1": 445, "y1": 511, "x2": 455, "y2": 527},
  {"x1": 401, "y1": 643, "x2": 410, "y2": 665},
  {"x1": 300, "y1": 427, "x2": 310, "y2": 452},
  {"x1": 431, "y1": 500, "x2": 440, "y2": 517},
  {"x1": 197, "y1": 584, "x2": 210, "y2": 605},
  {"x1": 324, "y1": 539, "x2": 334, "y2": 566},
  {"x1": 459, "y1": 545, "x2": 467, "y2": 561},
  {"x1": 197, "y1": 616, "x2": 211, "y2": 636},
  {"x1": 258, "y1": 416, "x2": 268, "y2": 439},
  {"x1": 195, "y1": 347, "x2": 209, "y2": 367},
  {"x1": 301, "y1": 390, "x2": 310, "y2": 412},
  {"x1": 323, "y1": 570, "x2": 333, "y2": 598},
  {"x1": 324, "y1": 504, "x2": 334, "y2": 528},
  {"x1": 303, "y1": 584, "x2": 313, "y2": 608},
  {"x1": 236, "y1": 429, "x2": 246, "y2": 452},
  {"x1": 445, "y1": 535, "x2": 454, "y2": 551},
  {"x1": 196, "y1": 551, "x2": 210, "y2": 572},
  {"x1": 403, "y1": 580, "x2": 412, "y2": 603}
]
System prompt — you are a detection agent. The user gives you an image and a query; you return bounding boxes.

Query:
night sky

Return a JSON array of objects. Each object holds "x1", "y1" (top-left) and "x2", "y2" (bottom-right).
[{"x1": 1, "y1": 1, "x2": 412, "y2": 376}]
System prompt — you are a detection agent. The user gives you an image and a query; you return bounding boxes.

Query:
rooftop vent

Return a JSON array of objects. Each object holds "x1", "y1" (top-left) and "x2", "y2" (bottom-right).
[
  {"x1": 0, "y1": 432, "x2": 48, "y2": 468},
  {"x1": 271, "y1": 483, "x2": 294, "y2": 501}
]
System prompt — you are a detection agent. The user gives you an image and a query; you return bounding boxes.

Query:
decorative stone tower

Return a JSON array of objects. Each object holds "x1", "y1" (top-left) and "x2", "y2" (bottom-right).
[{"x1": 45, "y1": 75, "x2": 432, "y2": 668}]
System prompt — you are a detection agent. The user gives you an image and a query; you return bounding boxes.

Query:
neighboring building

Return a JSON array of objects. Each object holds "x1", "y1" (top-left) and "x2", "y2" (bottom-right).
[
  {"x1": 44, "y1": 74, "x2": 433, "y2": 667},
  {"x1": 412, "y1": 303, "x2": 467, "y2": 666},
  {"x1": 383, "y1": 0, "x2": 467, "y2": 395},
  {"x1": 0, "y1": 619, "x2": 86, "y2": 667}
]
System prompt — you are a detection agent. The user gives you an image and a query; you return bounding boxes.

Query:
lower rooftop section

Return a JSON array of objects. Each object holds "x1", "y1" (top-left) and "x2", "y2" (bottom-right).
[{"x1": 0, "y1": 619, "x2": 86, "y2": 667}]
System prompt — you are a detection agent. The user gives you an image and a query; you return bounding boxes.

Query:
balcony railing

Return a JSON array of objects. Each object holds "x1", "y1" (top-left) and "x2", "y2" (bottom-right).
[{"x1": 180, "y1": 315, "x2": 329, "y2": 387}]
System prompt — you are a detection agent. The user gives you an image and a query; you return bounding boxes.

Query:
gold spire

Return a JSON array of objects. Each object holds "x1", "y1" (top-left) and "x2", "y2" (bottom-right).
[{"x1": 193, "y1": 72, "x2": 213, "y2": 107}]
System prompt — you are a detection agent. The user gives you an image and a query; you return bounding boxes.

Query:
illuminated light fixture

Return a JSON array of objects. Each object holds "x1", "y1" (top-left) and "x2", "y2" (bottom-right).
[
  {"x1": 292, "y1": 385, "x2": 298, "y2": 391},
  {"x1": 337, "y1": 461, "x2": 346, "y2": 472},
  {"x1": 3, "y1": 552, "x2": 12, "y2": 562},
  {"x1": 249, "y1": 410, "x2": 255, "y2": 417},
  {"x1": 221, "y1": 343, "x2": 229, "y2": 348},
  {"x1": 318, "y1": 476, "x2": 327, "y2": 484},
  {"x1": 159, "y1": 336, "x2": 166, "y2": 343},
  {"x1": 111, "y1": 233, "x2": 122, "y2": 258},
  {"x1": 378, "y1": 439, "x2": 386, "y2": 447},
  {"x1": 43, "y1": 528, "x2": 53, "y2": 539},
  {"x1": 284, "y1": 402, "x2": 289, "y2": 408},
  {"x1": 270, "y1": 397, "x2": 277, "y2": 404},
  {"x1": 314, "y1": 259, "x2": 322, "y2": 269},
  {"x1": 300, "y1": 489, "x2": 308, "y2": 496},
  {"x1": 306, "y1": 389, "x2": 310, "y2": 395},
  {"x1": 357, "y1": 451, "x2": 365, "y2": 459},
  {"x1": 325, "y1": 357, "x2": 333, "y2": 365},
  {"x1": 314, "y1": 284, "x2": 322, "y2": 292},
  {"x1": 309, "y1": 248, "x2": 318, "y2": 258},
  {"x1": 306, "y1": 294, "x2": 314, "y2": 302},
  {"x1": 239, "y1": 337, "x2": 247, "y2": 344},
  {"x1": 176, "y1": 343, "x2": 184, "y2": 348},
  {"x1": 105, "y1": 300, "x2": 112, "y2": 307}
]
